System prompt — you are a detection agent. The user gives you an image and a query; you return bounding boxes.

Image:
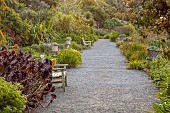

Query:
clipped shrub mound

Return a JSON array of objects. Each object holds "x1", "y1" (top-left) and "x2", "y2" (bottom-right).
[
  {"x1": 103, "y1": 34, "x2": 110, "y2": 39},
  {"x1": 109, "y1": 31, "x2": 119, "y2": 42},
  {"x1": 120, "y1": 42, "x2": 148, "y2": 61},
  {"x1": 0, "y1": 77, "x2": 27, "y2": 113},
  {"x1": 57, "y1": 48, "x2": 82, "y2": 67}
]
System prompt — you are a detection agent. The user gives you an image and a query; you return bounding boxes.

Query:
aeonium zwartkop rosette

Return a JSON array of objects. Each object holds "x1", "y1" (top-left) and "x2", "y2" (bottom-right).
[{"x1": 0, "y1": 47, "x2": 56, "y2": 110}]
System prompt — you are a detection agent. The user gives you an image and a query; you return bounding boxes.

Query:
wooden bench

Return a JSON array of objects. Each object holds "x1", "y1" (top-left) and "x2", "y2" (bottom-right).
[
  {"x1": 52, "y1": 64, "x2": 68, "y2": 92},
  {"x1": 82, "y1": 37, "x2": 92, "y2": 49}
]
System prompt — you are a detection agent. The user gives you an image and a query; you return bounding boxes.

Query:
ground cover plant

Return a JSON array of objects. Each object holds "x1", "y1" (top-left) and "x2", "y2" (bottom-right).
[{"x1": 148, "y1": 57, "x2": 170, "y2": 113}]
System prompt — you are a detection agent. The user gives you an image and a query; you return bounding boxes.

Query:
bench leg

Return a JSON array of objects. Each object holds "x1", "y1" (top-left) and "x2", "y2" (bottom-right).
[
  {"x1": 65, "y1": 74, "x2": 67, "y2": 86},
  {"x1": 62, "y1": 71, "x2": 65, "y2": 92}
]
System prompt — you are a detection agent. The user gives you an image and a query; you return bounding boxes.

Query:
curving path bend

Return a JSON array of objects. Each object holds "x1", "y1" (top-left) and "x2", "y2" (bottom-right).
[{"x1": 35, "y1": 39, "x2": 158, "y2": 113}]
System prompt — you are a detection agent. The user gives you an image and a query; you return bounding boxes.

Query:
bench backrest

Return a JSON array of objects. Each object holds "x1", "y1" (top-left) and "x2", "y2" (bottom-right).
[{"x1": 82, "y1": 37, "x2": 86, "y2": 45}]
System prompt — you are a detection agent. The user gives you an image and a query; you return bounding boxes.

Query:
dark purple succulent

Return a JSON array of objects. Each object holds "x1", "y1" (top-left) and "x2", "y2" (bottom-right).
[{"x1": 0, "y1": 48, "x2": 55, "y2": 109}]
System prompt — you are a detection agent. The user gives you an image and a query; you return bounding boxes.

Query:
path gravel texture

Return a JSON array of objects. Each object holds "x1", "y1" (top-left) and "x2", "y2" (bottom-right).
[{"x1": 34, "y1": 39, "x2": 158, "y2": 113}]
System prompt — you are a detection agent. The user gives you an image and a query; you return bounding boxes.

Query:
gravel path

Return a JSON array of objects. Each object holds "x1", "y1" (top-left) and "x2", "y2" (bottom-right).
[{"x1": 34, "y1": 39, "x2": 158, "y2": 113}]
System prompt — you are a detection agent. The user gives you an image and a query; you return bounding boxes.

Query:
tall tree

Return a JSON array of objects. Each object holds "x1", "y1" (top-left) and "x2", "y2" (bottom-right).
[{"x1": 124, "y1": 0, "x2": 170, "y2": 38}]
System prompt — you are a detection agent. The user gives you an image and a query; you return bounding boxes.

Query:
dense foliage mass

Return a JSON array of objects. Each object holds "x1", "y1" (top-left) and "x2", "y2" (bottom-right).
[
  {"x1": 149, "y1": 57, "x2": 170, "y2": 112},
  {"x1": 120, "y1": 0, "x2": 170, "y2": 38},
  {"x1": 0, "y1": 77, "x2": 27, "y2": 113},
  {"x1": 119, "y1": 42, "x2": 148, "y2": 62},
  {"x1": 0, "y1": 0, "x2": 117, "y2": 46},
  {"x1": 109, "y1": 31, "x2": 119, "y2": 42},
  {"x1": 0, "y1": 48, "x2": 56, "y2": 111},
  {"x1": 57, "y1": 48, "x2": 82, "y2": 68},
  {"x1": 1, "y1": 0, "x2": 170, "y2": 112}
]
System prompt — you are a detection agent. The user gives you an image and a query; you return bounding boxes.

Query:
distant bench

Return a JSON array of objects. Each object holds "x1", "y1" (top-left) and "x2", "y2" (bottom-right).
[{"x1": 82, "y1": 37, "x2": 92, "y2": 49}]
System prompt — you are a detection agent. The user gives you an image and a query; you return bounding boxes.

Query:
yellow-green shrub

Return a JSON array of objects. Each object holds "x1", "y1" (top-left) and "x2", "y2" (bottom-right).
[
  {"x1": 120, "y1": 42, "x2": 148, "y2": 61},
  {"x1": 57, "y1": 48, "x2": 82, "y2": 67},
  {"x1": 71, "y1": 41, "x2": 82, "y2": 51},
  {"x1": 128, "y1": 60, "x2": 146, "y2": 70},
  {"x1": 162, "y1": 48, "x2": 170, "y2": 60},
  {"x1": 103, "y1": 34, "x2": 110, "y2": 39},
  {"x1": 148, "y1": 57, "x2": 170, "y2": 112},
  {"x1": 109, "y1": 31, "x2": 119, "y2": 42},
  {"x1": 0, "y1": 77, "x2": 27, "y2": 113}
]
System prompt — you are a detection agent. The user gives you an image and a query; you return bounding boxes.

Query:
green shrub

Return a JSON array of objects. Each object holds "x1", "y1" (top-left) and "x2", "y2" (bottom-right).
[
  {"x1": 55, "y1": 14, "x2": 73, "y2": 33},
  {"x1": 98, "y1": 36, "x2": 104, "y2": 39},
  {"x1": 120, "y1": 42, "x2": 148, "y2": 61},
  {"x1": 0, "y1": 77, "x2": 27, "y2": 113},
  {"x1": 116, "y1": 41, "x2": 124, "y2": 47},
  {"x1": 71, "y1": 41, "x2": 82, "y2": 51},
  {"x1": 94, "y1": 29, "x2": 109, "y2": 36},
  {"x1": 84, "y1": 11, "x2": 92, "y2": 19},
  {"x1": 103, "y1": 34, "x2": 110, "y2": 39},
  {"x1": 104, "y1": 18, "x2": 123, "y2": 29},
  {"x1": 87, "y1": 18, "x2": 95, "y2": 27},
  {"x1": 81, "y1": 33, "x2": 98, "y2": 45},
  {"x1": 57, "y1": 33, "x2": 82, "y2": 44},
  {"x1": 112, "y1": 25, "x2": 133, "y2": 36},
  {"x1": 109, "y1": 31, "x2": 119, "y2": 42},
  {"x1": 21, "y1": 47, "x2": 41, "y2": 57},
  {"x1": 119, "y1": 34, "x2": 127, "y2": 37},
  {"x1": 30, "y1": 44, "x2": 41, "y2": 51},
  {"x1": 147, "y1": 57, "x2": 170, "y2": 112},
  {"x1": 148, "y1": 40, "x2": 163, "y2": 50},
  {"x1": 128, "y1": 60, "x2": 146, "y2": 70},
  {"x1": 57, "y1": 33, "x2": 98, "y2": 46},
  {"x1": 162, "y1": 48, "x2": 170, "y2": 60},
  {"x1": 22, "y1": 44, "x2": 52, "y2": 55},
  {"x1": 149, "y1": 57, "x2": 169, "y2": 85},
  {"x1": 57, "y1": 48, "x2": 82, "y2": 67},
  {"x1": 39, "y1": 44, "x2": 52, "y2": 55}
]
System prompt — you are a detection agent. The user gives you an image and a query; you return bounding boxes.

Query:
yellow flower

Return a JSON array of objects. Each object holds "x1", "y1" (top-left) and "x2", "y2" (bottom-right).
[{"x1": 51, "y1": 58, "x2": 57, "y2": 68}]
